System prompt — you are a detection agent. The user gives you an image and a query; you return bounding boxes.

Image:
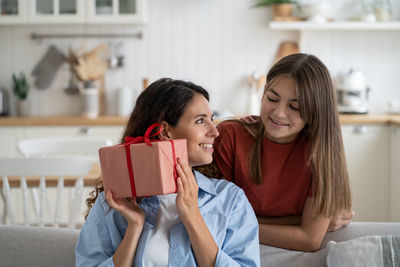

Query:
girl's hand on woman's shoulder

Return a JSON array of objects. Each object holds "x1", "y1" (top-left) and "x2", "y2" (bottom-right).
[
  {"x1": 175, "y1": 158, "x2": 201, "y2": 224},
  {"x1": 106, "y1": 191, "x2": 145, "y2": 228}
]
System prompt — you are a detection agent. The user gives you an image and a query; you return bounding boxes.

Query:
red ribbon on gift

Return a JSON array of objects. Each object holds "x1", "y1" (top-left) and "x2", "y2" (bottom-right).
[{"x1": 123, "y1": 123, "x2": 178, "y2": 197}]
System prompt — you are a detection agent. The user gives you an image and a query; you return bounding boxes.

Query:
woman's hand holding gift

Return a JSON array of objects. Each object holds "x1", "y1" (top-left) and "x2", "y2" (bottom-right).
[
  {"x1": 175, "y1": 158, "x2": 201, "y2": 224},
  {"x1": 106, "y1": 191, "x2": 145, "y2": 229}
]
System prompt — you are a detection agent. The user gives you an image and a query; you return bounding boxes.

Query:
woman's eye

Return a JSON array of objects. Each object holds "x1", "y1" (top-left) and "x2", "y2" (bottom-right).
[
  {"x1": 290, "y1": 105, "x2": 299, "y2": 111},
  {"x1": 267, "y1": 96, "x2": 278, "y2": 103},
  {"x1": 195, "y1": 118, "x2": 205, "y2": 124}
]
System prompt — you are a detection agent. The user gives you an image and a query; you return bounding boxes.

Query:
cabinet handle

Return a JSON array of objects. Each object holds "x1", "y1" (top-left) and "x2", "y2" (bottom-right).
[
  {"x1": 78, "y1": 127, "x2": 93, "y2": 135},
  {"x1": 353, "y1": 125, "x2": 368, "y2": 134}
]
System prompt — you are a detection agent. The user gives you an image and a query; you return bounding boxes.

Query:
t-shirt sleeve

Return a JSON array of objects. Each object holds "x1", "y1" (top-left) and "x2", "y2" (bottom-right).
[{"x1": 213, "y1": 122, "x2": 236, "y2": 182}]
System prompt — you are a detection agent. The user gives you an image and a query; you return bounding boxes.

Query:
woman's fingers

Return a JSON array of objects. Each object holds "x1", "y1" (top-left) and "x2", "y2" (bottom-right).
[
  {"x1": 176, "y1": 177, "x2": 184, "y2": 199},
  {"x1": 106, "y1": 191, "x2": 117, "y2": 208},
  {"x1": 176, "y1": 160, "x2": 190, "y2": 191},
  {"x1": 177, "y1": 158, "x2": 196, "y2": 189}
]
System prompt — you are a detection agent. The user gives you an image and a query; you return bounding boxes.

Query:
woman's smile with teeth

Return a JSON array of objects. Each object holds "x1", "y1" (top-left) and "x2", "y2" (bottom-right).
[{"x1": 199, "y1": 143, "x2": 213, "y2": 149}]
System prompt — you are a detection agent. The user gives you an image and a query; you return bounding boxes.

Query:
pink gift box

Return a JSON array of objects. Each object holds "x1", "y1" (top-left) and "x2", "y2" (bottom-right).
[{"x1": 99, "y1": 139, "x2": 188, "y2": 198}]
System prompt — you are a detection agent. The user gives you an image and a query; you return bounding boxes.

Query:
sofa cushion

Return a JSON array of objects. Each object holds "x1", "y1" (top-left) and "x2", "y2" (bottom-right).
[
  {"x1": 260, "y1": 222, "x2": 400, "y2": 267},
  {"x1": 1, "y1": 222, "x2": 400, "y2": 267},
  {"x1": 0, "y1": 225, "x2": 79, "y2": 267}
]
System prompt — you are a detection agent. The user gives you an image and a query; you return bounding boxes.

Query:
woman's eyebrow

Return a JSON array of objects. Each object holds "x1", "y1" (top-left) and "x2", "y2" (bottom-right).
[{"x1": 194, "y1": 114, "x2": 207, "y2": 119}]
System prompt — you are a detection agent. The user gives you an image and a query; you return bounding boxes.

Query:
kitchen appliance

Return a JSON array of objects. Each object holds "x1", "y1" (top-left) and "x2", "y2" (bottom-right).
[
  {"x1": 0, "y1": 88, "x2": 10, "y2": 116},
  {"x1": 335, "y1": 69, "x2": 370, "y2": 114}
]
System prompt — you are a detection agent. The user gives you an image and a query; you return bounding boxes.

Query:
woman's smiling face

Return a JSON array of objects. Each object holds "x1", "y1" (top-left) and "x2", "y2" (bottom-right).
[
  {"x1": 260, "y1": 76, "x2": 306, "y2": 144},
  {"x1": 163, "y1": 93, "x2": 219, "y2": 167}
]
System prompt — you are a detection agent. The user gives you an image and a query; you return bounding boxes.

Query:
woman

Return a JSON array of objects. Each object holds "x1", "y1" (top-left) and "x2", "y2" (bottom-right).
[
  {"x1": 199, "y1": 53, "x2": 353, "y2": 252},
  {"x1": 75, "y1": 78, "x2": 260, "y2": 266}
]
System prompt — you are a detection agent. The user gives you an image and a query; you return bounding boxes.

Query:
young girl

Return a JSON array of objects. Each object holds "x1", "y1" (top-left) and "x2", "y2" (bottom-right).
[
  {"x1": 75, "y1": 78, "x2": 260, "y2": 266},
  {"x1": 200, "y1": 53, "x2": 353, "y2": 252}
]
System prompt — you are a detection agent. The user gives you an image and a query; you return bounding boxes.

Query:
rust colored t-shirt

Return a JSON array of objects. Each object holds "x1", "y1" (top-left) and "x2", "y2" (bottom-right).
[{"x1": 213, "y1": 118, "x2": 313, "y2": 217}]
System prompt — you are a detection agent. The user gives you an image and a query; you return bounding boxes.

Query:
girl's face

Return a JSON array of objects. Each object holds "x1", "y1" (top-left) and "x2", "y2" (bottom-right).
[
  {"x1": 260, "y1": 76, "x2": 306, "y2": 144},
  {"x1": 164, "y1": 94, "x2": 219, "y2": 167}
]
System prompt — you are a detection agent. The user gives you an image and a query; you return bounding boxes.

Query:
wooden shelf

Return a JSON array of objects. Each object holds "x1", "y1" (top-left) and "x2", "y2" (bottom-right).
[
  {"x1": 269, "y1": 21, "x2": 400, "y2": 31},
  {"x1": 0, "y1": 116, "x2": 128, "y2": 126},
  {"x1": 1, "y1": 114, "x2": 400, "y2": 126}
]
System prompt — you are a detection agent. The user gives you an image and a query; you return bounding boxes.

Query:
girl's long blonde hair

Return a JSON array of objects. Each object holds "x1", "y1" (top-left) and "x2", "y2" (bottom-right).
[
  {"x1": 198, "y1": 53, "x2": 351, "y2": 217},
  {"x1": 254, "y1": 53, "x2": 351, "y2": 217}
]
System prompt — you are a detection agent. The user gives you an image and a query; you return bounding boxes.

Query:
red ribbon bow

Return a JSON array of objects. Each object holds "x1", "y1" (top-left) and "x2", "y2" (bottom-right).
[
  {"x1": 123, "y1": 123, "x2": 178, "y2": 197},
  {"x1": 124, "y1": 123, "x2": 162, "y2": 147}
]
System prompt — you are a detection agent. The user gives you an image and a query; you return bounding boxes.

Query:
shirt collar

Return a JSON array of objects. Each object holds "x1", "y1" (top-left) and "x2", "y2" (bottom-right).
[{"x1": 194, "y1": 170, "x2": 217, "y2": 196}]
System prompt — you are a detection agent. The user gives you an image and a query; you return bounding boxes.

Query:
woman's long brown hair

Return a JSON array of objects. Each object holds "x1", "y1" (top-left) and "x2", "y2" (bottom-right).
[{"x1": 84, "y1": 78, "x2": 210, "y2": 219}]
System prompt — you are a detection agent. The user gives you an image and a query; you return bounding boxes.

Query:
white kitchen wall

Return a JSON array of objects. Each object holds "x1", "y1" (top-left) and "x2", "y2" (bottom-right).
[{"x1": 0, "y1": 0, "x2": 399, "y2": 116}]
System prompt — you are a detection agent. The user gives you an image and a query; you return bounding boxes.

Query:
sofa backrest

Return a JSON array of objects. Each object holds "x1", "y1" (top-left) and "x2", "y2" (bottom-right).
[{"x1": 0, "y1": 225, "x2": 79, "y2": 267}]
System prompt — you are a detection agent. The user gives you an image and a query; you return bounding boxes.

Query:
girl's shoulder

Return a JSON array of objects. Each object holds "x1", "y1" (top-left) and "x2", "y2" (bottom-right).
[
  {"x1": 218, "y1": 116, "x2": 260, "y2": 137},
  {"x1": 218, "y1": 116, "x2": 260, "y2": 127}
]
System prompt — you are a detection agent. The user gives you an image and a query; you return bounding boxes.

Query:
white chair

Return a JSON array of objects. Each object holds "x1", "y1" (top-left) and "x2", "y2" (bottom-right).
[
  {"x1": 15, "y1": 137, "x2": 112, "y2": 228},
  {"x1": 0, "y1": 157, "x2": 94, "y2": 228}
]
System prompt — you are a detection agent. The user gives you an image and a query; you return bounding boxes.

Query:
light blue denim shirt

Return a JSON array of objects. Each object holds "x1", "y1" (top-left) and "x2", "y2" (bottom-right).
[{"x1": 75, "y1": 171, "x2": 260, "y2": 267}]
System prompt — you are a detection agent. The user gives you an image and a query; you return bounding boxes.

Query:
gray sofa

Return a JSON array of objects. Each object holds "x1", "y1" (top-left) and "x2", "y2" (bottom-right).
[{"x1": 1, "y1": 222, "x2": 399, "y2": 267}]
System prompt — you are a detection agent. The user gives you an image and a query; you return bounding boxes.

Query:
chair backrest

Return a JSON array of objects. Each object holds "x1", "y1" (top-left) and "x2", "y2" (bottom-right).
[
  {"x1": 18, "y1": 137, "x2": 113, "y2": 158},
  {"x1": 0, "y1": 157, "x2": 94, "y2": 176},
  {"x1": 0, "y1": 157, "x2": 95, "y2": 228}
]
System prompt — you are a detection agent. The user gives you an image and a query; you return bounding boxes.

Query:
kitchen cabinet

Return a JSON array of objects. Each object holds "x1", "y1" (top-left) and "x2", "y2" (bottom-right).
[
  {"x1": 341, "y1": 125, "x2": 390, "y2": 222},
  {"x1": 390, "y1": 126, "x2": 400, "y2": 221},
  {"x1": 87, "y1": 0, "x2": 147, "y2": 24},
  {"x1": 0, "y1": 0, "x2": 147, "y2": 25},
  {"x1": 0, "y1": 0, "x2": 25, "y2": 24},
  {"x1": 27, "y1": 0, "x2": 85, "y2": 24}
]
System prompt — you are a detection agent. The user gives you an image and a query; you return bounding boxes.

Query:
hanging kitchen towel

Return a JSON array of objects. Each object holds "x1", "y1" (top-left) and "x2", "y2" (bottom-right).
[{"x1": 31, "y1": 45, "x2": 65, "y2": 89}]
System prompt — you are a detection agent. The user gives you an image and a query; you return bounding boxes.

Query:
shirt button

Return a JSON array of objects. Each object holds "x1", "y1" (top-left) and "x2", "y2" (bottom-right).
[{"x1": 170, "y1": 242, "x2": 177, "y2": 248}]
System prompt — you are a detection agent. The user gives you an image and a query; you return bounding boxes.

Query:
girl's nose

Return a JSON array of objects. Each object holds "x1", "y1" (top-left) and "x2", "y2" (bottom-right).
[{"x1": 273, "y1": 103, "x2": 287, "y2": 118}]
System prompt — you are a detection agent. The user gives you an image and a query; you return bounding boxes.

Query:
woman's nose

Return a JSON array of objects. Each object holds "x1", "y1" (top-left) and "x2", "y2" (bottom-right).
[{"x1": 208, "y1": 123, "x2": 219, "y2": 137}]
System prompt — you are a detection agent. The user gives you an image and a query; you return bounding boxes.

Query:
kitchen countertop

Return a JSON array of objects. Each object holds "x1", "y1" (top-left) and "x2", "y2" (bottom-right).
[
  {"x1": 0, "y1": 116, "x2": 128, "y2": 126},
  {"x1": 0, "y1": 114, "x2": 400, "y2": 126}
]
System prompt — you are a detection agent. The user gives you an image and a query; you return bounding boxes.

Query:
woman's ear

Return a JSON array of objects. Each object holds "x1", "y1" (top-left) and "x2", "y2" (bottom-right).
[{"x1": 159, "y1": 121, "x2": 171, "y2": 140}]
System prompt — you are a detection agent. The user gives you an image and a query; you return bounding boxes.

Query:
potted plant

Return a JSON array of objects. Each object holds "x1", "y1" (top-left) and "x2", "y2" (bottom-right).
[
  {"x1": 12, "y1": 72, "x2": 30, "y2": 116},
  {"x1": 254, "y1": 0, "x2": 298, "y2": 19}
]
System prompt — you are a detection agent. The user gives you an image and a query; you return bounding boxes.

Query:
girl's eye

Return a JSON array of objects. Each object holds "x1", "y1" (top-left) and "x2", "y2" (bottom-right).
[
  {"x1": 290, "y1": 105, "x2": 299, "y2": 111},
  {"x1": 267, "y1": 96, "x2": 278, "y2": 103},
  {"x1": 195, "y1": 118, "x2": 205, "y2": 124}
]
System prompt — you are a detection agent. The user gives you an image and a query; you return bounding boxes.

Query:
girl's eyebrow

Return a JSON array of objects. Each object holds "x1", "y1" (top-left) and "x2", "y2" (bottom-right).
[{"x1": 269, "y1": 88, "x2": 298, "y2": 102}]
